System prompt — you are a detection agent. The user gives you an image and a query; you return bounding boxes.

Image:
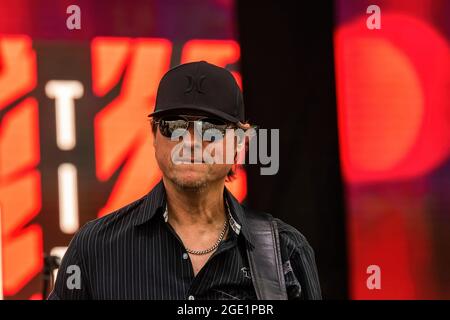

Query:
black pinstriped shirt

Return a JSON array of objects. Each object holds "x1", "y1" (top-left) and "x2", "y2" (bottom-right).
[{"x1": 48, "y1": 180, "x2": 321, "y2": 300}]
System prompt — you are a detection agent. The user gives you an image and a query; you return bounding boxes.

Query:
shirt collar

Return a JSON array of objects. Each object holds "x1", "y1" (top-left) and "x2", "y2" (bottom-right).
[
  {"x1": 223, "y1": 187, "x2": 254, "y2": 246},
  {"x1": 132, "y1": 179, "x2": 166, "y2": 227},
  {"x1": 133, "y1": 179, "x2": 254, "y2": 246}
]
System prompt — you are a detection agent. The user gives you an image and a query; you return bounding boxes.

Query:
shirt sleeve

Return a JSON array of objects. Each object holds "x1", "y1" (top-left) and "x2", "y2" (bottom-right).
[
  {"x1": 47, "y1": 232, "x2": 91, "y2": 300},
  {"x1": 275, "y1": 218, "x2": 322, "y2": 300},
  {"x1": 288, "y1": 242, "x2": 322, "y2": 300}
]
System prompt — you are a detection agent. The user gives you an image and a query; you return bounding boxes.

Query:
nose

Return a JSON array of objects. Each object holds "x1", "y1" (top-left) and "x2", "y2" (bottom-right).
[{"x1": 182, "y1": 122, "x2": 203, "y2": 159}]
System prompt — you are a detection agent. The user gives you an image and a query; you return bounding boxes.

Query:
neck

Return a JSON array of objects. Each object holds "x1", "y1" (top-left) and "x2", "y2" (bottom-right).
[{"x1": 162, "y1": 177, "x2": 227, "y2": 227}]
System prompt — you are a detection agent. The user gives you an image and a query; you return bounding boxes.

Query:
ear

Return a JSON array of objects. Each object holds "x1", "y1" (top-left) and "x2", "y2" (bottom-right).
[{"x1": 152, "y1": 130, "x2": 158, "y2": 147}]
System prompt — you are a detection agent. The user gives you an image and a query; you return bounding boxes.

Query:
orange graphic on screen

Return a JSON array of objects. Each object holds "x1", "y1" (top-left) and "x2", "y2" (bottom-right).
[
  {"x1": 93, "y1": 37, "x2": 172, "y2": 217},
  {"x1": 0, "y1": 36, "x2": 42, "y2": 296}
]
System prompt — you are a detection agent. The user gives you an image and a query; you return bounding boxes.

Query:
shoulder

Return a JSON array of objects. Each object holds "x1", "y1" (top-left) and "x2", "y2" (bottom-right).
[
  {"x1": 242, "y1": 206, "x2": 312, "y2": 257},
  {"x1": 73, "y1": 194, "x2": 148, "y2": 250},
  {"x1": 273, "y1": 218, "x2": 312, "y2": 255}
]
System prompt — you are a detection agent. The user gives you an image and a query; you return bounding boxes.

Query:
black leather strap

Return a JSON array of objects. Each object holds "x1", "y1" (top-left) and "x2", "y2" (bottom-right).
[{"x1": 245, "y1": 210, "x2": 288, "y2": 300}]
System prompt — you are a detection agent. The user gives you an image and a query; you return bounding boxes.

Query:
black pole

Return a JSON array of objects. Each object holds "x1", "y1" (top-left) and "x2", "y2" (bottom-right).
[{"x1": 236, "y1": 0, "x2": 349, "y2": 299}]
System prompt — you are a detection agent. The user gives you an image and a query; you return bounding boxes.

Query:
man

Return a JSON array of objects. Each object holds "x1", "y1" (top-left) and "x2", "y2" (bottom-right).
[{"x1": 48, "y1": 61, "x2": 321, "y2": 300}]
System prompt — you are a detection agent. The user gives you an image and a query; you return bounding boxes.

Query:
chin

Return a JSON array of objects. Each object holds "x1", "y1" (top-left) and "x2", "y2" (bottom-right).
[
  {"x1": 171, "y1": 176, "x2": 209, "y2": 191},
  {"x1": 170, "y1": 165, "x2": 210, "y2": 190}
]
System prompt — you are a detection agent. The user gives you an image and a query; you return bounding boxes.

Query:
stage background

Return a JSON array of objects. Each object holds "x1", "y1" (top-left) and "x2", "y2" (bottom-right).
[{"x1": 239, "y1": 0, "x2": 450, "y2": 299}]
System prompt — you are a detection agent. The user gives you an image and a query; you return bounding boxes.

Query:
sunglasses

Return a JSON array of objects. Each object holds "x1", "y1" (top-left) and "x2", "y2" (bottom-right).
[{"x1": 153, "y1": 115, "x2": 237, "y2": 140}]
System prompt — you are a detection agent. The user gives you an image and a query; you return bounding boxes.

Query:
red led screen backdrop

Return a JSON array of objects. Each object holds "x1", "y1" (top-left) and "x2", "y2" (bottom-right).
[{"x1": 335, "y1": 0, "x2": 450, "y2": 299}]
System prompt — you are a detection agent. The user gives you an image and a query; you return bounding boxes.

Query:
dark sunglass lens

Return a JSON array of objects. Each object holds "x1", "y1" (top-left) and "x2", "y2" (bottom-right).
[
  {"x1": 201, "y1": 118, "x2": 230, "y2": 140},
  {"x1": 203, "y1": 119, "x2": 228, "y2": 129},
  {"x1": 159, "y1": 118, "x2": 188, "y2": 138}
]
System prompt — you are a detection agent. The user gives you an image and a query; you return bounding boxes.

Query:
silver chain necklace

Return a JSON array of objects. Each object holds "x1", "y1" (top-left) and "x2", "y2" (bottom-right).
[{"x1": 183, "y1": 200, "x2": 231, "y2": 256}]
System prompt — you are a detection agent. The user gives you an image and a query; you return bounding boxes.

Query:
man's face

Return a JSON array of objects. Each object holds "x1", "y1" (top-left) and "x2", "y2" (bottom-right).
[{"x1": 153, "y1": 114, "x2": 236, "y2": 190}]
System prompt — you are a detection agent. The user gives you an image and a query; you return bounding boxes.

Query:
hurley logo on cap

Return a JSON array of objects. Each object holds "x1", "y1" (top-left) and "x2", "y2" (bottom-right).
[{"x1": 184, "y1": 75, "x2": 206, "y2": 94}]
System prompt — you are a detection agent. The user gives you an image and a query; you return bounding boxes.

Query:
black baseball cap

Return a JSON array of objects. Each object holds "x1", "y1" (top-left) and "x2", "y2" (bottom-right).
[{"x1": 148, "y1": 61, "x2": 245, "y2": 124}]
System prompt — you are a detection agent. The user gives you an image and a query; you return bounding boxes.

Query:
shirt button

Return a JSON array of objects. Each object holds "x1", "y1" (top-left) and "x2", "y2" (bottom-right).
[
  {"x1": 188, "y1": 295, "x2": 195, "y2": 300},
  {"x1": 182, "y1": 253, "x2": 189, "y2": 260}
]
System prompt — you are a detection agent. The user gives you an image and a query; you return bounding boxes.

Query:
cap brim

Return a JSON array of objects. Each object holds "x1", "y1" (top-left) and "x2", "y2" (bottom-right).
[{"x1": 148, "y1": 104, "x2": 241, "y2": 124}]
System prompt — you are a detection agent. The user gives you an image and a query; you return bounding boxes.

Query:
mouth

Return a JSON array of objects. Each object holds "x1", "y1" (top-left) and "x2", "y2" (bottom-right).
[{"x1": 176, "y1": 157, "x2": 206, "y2": 164}]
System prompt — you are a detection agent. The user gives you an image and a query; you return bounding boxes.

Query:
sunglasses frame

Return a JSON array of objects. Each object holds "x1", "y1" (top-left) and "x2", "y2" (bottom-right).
[{"x1": 152, "y1": 114, "x2": 240, "y2": 139}]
